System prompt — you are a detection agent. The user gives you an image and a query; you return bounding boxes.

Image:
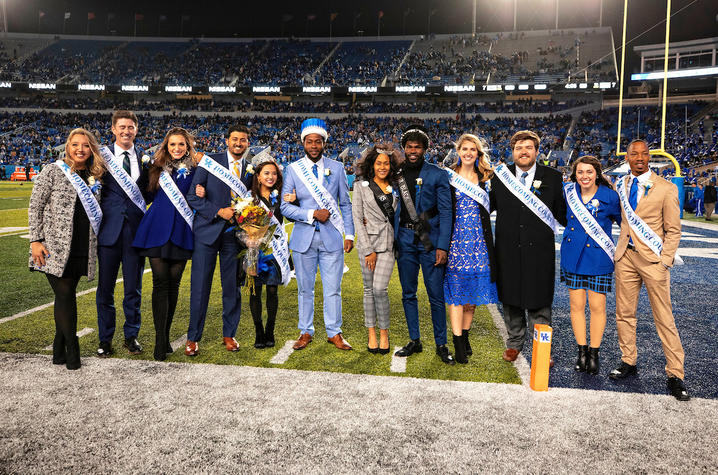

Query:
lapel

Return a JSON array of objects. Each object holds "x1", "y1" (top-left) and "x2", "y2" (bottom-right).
[
  {"x1": 416, "y1": 161, "x2": 430, "y2": 213},
  {"x1": 635, "y1": 171, "x2": 657, "y2": 215}
]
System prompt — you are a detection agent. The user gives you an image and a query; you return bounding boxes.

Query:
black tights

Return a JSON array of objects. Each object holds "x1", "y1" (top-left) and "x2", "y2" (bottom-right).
[
  {"x1": 46, "y1": 274, "x2": 81, "y2": 369},
  {"x1": 149, "y1": 257, "x2": 187, "y2": 360},
  {"x1": 249, "y1": 283, "x2": 278, "y2": 344}
]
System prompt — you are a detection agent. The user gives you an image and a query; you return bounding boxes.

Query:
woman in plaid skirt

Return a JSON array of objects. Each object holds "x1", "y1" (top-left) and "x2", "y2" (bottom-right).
[{"x1": 560, "y1": 156, "x2": 621, "y2": 375}]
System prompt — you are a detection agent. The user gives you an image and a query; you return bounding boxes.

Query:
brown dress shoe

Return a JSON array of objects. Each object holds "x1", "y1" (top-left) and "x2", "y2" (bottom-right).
[
  {"x1": 223, "y1": 337, "x2": 239, "y2": 352},
  {"x1": 327, "y1": 333, "x2": 352, "y2": 350},
  {"x1": 502, "y1": 348, "x2": 519, "y2": 362},
  {"x1": 292, "y1": 333, "x2": 313, "y2": 350},
  {"x1": 549, "y1": 357, "x2": 555, "y2": 368},
  {"x1": 184, "y1": 340, "x2": 198, "y2": 356}
]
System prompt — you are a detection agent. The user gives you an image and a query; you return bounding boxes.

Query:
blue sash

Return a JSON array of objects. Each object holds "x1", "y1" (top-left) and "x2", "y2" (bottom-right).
[
  {"x1": 159, "y1": 171, "x2": 194, "y2": 229},
  {"x1": 445, "y1": 168, "x2": 490, "y2": 213},
  {"x1": 54, "y1": 160, "x2": 103, "y2": 235},
  {"x1": 292, "y1": 158, "x2": 346, "y2": 236},
  {"x1": 564, "y1": 183, "x2": 615, "y2": 262},
  {"x1": 494, "y1": 163, "x2": 560, "y2": 234},
  {"x1": 99, "y1": 146, "x2": 146, "y2": 212},
  {"x1": 198, "y1": 154, "x2": 250, "y2": 198}
]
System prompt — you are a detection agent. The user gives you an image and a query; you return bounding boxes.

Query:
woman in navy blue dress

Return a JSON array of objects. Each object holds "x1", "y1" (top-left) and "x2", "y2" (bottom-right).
[
  {"x1": 443, "y1": 133, "x2": 498, "y2": 364},
  {"x1": 133, "y1": 128, "x2": 198, "y2": 361},
  {"x1": 560, "y1": 155, "x2": 621, "y2": 374}
]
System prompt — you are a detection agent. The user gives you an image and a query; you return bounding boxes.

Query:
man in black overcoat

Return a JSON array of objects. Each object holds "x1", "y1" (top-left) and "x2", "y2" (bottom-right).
[{"x1": 490, "y1": 130, "x2": 567, "y2": 363}]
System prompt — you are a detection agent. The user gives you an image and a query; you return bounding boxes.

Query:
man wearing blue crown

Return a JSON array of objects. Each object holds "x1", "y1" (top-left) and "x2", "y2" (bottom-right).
[{"x1": 281, "y1": 118, "x2": 355, "y2": 351}]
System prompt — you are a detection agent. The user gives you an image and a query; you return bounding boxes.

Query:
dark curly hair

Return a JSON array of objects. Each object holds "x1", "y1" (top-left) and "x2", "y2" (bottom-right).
[{"x1": 356, "y1": 144, "x2": 402, "y2": 183}]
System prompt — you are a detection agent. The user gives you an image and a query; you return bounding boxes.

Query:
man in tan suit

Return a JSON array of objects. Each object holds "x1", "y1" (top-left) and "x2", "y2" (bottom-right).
[{"x1": 610, "y1": 139, "x2": 689, "y2": 401}]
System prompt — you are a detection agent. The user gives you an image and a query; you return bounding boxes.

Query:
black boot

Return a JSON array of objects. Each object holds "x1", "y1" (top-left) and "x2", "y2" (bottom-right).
[
  {"x1": 264, "y1": 315, "x2": 275, "y2": 348},
  {"x1": 452, "y1": 334, "x2": 468, "y2": 364},
  {"x1": 165, "y1": 312, "x2": 174, "y2": 354},
  {"x1": 574, "y1": 345, "x2": 588, "y2": 372},
  {"x1": 153, "y1": 311, "x2": 168, "y2": 361},
  {"x1": 65, "y1": 336, "x2": 81, "y2": 370},
  {"x1": 52, "y1": 332, "x2": 66, "y2": 365},
  {"x1": 586, "y1": 347, "x2": 600, "y2": 375},
  {"x1": 253, "y1": 321, "x2": 266, "y2": 349},
  {"x1": 462, "y1": 329, "x2": 473, "y2": 356}
]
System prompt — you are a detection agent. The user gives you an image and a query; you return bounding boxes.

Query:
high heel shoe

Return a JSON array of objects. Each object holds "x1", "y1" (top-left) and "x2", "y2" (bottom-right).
[
  {"x1": 378, "y1": 329, "x2": 390, "y2": 354},
  {"x1": 574, "y1": 345, "x2": 588, "y2": 372}
]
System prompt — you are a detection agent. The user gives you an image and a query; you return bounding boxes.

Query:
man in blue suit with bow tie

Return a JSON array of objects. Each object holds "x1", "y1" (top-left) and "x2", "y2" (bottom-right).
[{"x1": 281, "y1": 118, "x2": 355, "y2": 351}]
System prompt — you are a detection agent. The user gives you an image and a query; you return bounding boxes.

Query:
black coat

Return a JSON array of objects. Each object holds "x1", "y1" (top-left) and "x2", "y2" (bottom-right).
[
  {"x1": 450, "y1": 181, "x2": 497, "y2": 282},
  {"x1": 489, "y1": 164, "x2": 567, "y2": 309}
]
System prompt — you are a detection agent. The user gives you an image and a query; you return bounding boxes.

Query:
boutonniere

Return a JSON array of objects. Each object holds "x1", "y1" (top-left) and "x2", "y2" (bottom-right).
[
  {"x1": 141, "y1": 154, "x2": 151, "y2": 167},
  {"x1": 361, "y1": 181, "x2": 369, "y2": 187},
  {"x1": 177, "y1": 164, "x2": 190, "y2": 179},
  {"x1": 643, "y1": 180, "x2": 654, "y2": 196},
  {"x1": 269, "y1": 189, "x2": 279, "y2": 206},
  {"x1": 415, "y1": 177, "x2": 423, "y2": 195},
  {"x1": 385, "y1": 185, "x2": 393, "y2": 193},
  {"x1": 588, "y1": 198, "x2": 600, "y2": 216},
  {"x1": 245, "y1": 164, "x2": 254, "y2": 178},
  {"x1": 88, "y1": 176, "x2": 102, "y2": 194},
  {"x1": 531, "y1": 180, "x2": 542, "y2": 195},
  {"x1": 324, "y1": 168, "x2": 331, "y2": 184}
]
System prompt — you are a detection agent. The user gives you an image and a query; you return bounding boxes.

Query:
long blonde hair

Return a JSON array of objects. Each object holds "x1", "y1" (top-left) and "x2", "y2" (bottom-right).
[
  {"x1": 63, "y1": 128, "x2": 105, "y2": 180},
  {"x1": 452, "y1": 133, "x2": 493, "y2": 182}
]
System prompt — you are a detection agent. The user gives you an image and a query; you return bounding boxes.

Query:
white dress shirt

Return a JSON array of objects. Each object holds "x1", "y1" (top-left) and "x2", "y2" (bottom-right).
[
  {"x1": 114, "y1": 143, "x2": 139, "y2": 181},
  {"x1": 629, "y1": 170, "x2": 653, "y2": 207},
  {"x1": 227, "y1": 151, "x2": 245, "y2": 181},
  {"x1": 515, "y1": 162, "x2": 537, "y2": 188}
]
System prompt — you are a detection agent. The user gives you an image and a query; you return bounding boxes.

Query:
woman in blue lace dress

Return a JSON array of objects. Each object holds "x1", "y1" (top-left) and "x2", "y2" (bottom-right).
[{"x1": 443, "y1": 133, "x2": 498, "y2": 364}]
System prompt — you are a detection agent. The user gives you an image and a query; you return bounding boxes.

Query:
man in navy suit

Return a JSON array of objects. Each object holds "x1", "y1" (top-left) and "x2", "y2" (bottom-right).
[
  {"x1": 184, "y1": 125, "x2": 254, "y2": 356},
  {"x1": 96, "y1": 110, "x2": 150, "y2": 357},
  {"x1": 394, "y1": 124, "x2": 455, "y2": 364}
]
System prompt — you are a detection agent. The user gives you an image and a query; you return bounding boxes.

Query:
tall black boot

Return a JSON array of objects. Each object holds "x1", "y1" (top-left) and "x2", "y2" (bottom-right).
[
  {"x1": 462, "y1": 329, "x2": 473, "y2": 356},
  {"x1": 153, "y1": 310, "x2": 168, "y2": 361},
  {"x1": 65, "y1": 336, "x2": 81, "y2": 370},
  {"x1": 586, "y1": 347, "x2": 600, "y2": 375},
  {"x1": 264, "y1": 315, "x2": 275, "y2": 348},
  {"x1": 253, "y1": 318, "x2": 265, "y2": 349},
  {"x1": 52, "y1": 332, "x2": 66, "y2": 365},
  {"x1": 165, "y1": 312, "x2": 174, "y2": 354},
  {"x1": 574, "y1": 345, "x2": 588, "y2": 372},
  {"x1": 452, "y1": 334, "x2": 468, "y2": 364}
]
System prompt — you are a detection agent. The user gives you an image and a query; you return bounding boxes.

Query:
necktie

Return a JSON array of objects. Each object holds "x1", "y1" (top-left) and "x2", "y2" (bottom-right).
[
  {"x1": 629, "y1": 177, "x2": 638, "y2": 210},
  {"x1": 520, "y1": 171, "x2": 528, "y2": 186},
  {"x1": 312, "y1": 164, "x2": 318, "y2": 178},
  {"x1": 122, "y1": 151, "x2": 131, "y2": 175}
]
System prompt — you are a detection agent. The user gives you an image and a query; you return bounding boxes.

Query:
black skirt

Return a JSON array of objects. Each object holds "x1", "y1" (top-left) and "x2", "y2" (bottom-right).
[{"x1": 139, "y1": 241, "x2": 192, "y2": 260}]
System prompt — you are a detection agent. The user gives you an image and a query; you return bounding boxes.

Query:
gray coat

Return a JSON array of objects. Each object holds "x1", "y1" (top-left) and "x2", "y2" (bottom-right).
[
  {"x1": 28, "y1": 163, "x2": 100, "y2": 280},
  {"x1": 351, "y1": 180, "x2": 398, "y2": 257}
]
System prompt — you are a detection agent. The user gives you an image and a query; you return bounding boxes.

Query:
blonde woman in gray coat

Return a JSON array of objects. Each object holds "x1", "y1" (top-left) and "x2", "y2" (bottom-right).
[
  {"x1": 29, "y1": 128, "x2": 105, "y2": 370},
  {"x1": 352, "y1": 145, "x2": 401, "y2": 354}
]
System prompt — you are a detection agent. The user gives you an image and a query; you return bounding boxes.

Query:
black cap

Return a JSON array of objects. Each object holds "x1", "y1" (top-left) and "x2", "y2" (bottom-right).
[{"x1": 401, "y1": 124, "x2": 430, "y2": 149}]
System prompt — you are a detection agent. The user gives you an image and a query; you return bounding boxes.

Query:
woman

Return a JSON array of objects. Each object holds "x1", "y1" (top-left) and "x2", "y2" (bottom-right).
[
  {"x1": 351, "y1": 144, "x2": 400, "y2": 354},
  {"x1": 443, "y1": 134, "x2": 498, "y2": 364},
  {"x1": 29, "y1": 128, "x2": 105, "y2": 370},
  {"x1": 247, "y1": 160, "x2": 286, "y2": 349},
  {"x1": 132, "y1": 128, "x2": 198, "y2": 361},
  {"x1": 560, "y1": 155, "x2": 621, "y2": 374}
]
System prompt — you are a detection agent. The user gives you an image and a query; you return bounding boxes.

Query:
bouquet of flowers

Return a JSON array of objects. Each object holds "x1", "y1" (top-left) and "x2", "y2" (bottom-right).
[{"x1": 231, "y1": 197, "x2": 276, "y2": 292}]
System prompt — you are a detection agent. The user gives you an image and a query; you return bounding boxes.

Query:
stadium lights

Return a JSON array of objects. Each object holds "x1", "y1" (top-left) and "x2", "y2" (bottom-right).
[
  {"x1": 209, "y1": 86, "x2": 236, "y2": 93},
  {"x1": 533, "y1": 84, "x2": 547, "y2": 90},
  {"x1": 253, "y1": 86, "x2": 281, "y2": 93},
  {"x1": 165, "y1": 85, "x2": 192, "y2": 92},
  {"x1": 504, "y1": 85, "x2": 516, "y2": 91},
  {"x1": 121, "y1": 85, "x2": 149, "y2": 92},
  {"x1": 348, "y1": 86, "x2": 378, "y2": 93},
  {"x1": 444, "y1": 85, "x2": 476, "y2": 92},
  {"x1": 0, "y1": 82, "x2": 11, "y2": 88},
  {"x1": 77, "y1": 84, "x2": 105, "y2": 91},
  {"x1": 395, "y1": 85, "x2": 425, "y2": 93},
  {"x1": 483, "y1": 85, "x2": 502, "y2": 91},
  {"x1": 303, "y1": 86, "x2": 331, "y2": 93},
  {"x1": 631, "y1": 66, "x2": 718, "y2": 81},
  {"x1": 518, "y1": 84, "x2": 529, "y2": 90},
  {"x1": 29, "y1": 83, "x2": 56, "y2": 90}
]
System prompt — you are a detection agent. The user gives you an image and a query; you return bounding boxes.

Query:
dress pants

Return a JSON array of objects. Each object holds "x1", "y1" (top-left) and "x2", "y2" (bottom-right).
[
  {"x1": 705, "y1": 202, "x2": 715, "y2": 220},
  {"x1": 396, "y1": 227, "x2": 447, "y2": 346},
  {"x1": 187, "y1": 230, "x2": 241, "y2": 342},
  {"x1": 96, "y1": 223, "x2": 145, "y2": 343},
  {"x1": 615, "y1": 248, "x2": 685, "y2": 379},
  {"x1": 293, "y1": 230, "x2": 344, "y2": 338},
  {"x1": 358, "y1": 249, "x2": 394, "y2": 330},
  {"x1": 502, "y1": 304, "x2": 552, "y2": 351}
]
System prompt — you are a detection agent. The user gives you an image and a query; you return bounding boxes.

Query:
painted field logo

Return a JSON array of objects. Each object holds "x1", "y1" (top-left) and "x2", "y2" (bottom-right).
[{"x1": 540, "y1": 331, "x2": 552, "y2": 343}]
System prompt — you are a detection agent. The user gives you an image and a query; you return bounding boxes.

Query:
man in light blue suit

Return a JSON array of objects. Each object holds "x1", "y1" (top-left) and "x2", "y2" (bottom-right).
[{"x1": 281, "y1": 118, "x2": 355, "y2": 351}]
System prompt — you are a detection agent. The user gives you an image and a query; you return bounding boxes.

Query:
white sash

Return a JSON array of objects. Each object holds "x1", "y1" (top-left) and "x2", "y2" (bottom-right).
[
  {"x1": 258, "y1": 200, "x2": 291, "y2": 286},
  {"x1": 292, "y1": 158, "x2": 346, "y2": 236},
  {"x1": 99, "y1": 146, "x2": 146, "y2": 212},
  {"x1": 54, "y1": 161, "x2": 103, "y2": 235},
  {"x1": 445, "y1": 168, "x2": 490, "y2": 213},
  {"x1": 494, "y1": 164, "x2": 561, "y2": 234},
  {"x1": 616, "y1": 176, "x2": 683, "y2": 265},
  {"x1": 564, "y1": 183, "x2": 615, "y2": 262},
  {"x1": 198, "y1": 154, "x2": 250, "y2": 198},
  {"x1": 158, "y1": 171, "x2": 194, "y2": 229}
]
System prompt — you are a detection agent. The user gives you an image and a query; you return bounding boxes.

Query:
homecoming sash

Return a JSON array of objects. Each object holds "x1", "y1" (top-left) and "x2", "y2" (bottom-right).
[
  {"x1": 494, "y1": 163, "x2": 561, "y2": 234},
  {"x1": 54, "y1": 160, "x2": 103, "y2": 235},
  {"x1": 564, "y1": 183, "x2": 615, "y2": 262},
  {"x1": 258, "y1": 200, "x2": 291, "y2": 286},
  {"x1": 292, "y1": 158, "x2": 346, "y2": 236},
  {"x1": 198, "y1": 154, "x2": 250, "y2": 198},
  {"x1": 159, "y1": 171, "x2": 194, "y2": 229},
  {"x1": 445, "y1": 168, "x2": 490, "y2": 213},
  {"x1": 99, "y1": 146, "x2": 146, "y2": 212}
]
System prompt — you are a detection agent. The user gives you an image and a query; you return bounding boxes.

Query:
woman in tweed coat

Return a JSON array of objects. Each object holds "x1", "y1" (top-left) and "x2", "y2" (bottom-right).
[
  {"x1": 352, "y1": 145, "x2": 400, "y2": 354},
  {"x1": 29, "y1": 128, "x2": 105, "y2": 370}
]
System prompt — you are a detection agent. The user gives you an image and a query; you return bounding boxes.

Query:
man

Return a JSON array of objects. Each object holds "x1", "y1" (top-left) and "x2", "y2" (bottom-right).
[
  {"x1": 185, "y1": 125, "x2": 254, "y2": 356},
  {"x1": 393, "y1": 124, "x2": 455, "y2": 365},
  {"x1": 280, "y1": 118, "x2": 355, "y2": 351},
  {"x1": 490, "y1": 130, "x2": 567, "y2": 364},
  {"x1": 703, "y1": 179, "x2": 715, "y2": 221},
  {"x1": 610, "y1": 139, "x2": 689, "y2": 401},
  {"x1": 96, "y1": 110, "x2": 150, "y2": 357}
]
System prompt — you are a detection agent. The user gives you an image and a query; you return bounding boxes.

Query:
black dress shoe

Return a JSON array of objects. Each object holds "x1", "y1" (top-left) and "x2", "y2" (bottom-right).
[
  {"x1": 96, "y1": 341, "x2": 113, "y2": 358},
  {"x1": 124, "y1": 338, "x2": 143, "y2": 355},
  {"x1": 394, "y1": 339, "x2": 422, "y2": 357},
  {"x1": 436, "y1": 345, "x2": 456, "y2": 365},
  {"x1": 609, "y1": 361, "x2": 637, "y2": 380},
  {"x1": 667, "y1": 377, "x2": 690, "y2": 401},
  {"x1": 367, "y1": 346, "x2": 379, "y2": 354},
  {"x1": 167, "y1": 344, "x2": 174, "y2": 354}
]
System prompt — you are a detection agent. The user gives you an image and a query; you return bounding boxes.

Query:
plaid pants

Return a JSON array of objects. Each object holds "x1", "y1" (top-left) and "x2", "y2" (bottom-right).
[{"x1": 358, "y1": 250, "x2": 395, "y2": 330}]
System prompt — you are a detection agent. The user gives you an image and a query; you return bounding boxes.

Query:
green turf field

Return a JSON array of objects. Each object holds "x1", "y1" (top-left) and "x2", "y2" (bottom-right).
[{"x1": 0, "y1": 181, "x2": 521, "y2": 384}]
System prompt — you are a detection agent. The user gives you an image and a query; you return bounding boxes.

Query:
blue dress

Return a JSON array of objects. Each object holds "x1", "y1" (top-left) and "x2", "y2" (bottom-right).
[{"x1": 443, "y1": 190, "x2": 498, "y2": 306}]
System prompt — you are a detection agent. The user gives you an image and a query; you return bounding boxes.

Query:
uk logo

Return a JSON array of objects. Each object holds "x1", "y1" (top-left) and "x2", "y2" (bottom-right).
[{"x1": 540, "y1": 331, "x2": 552, "y2": 343}]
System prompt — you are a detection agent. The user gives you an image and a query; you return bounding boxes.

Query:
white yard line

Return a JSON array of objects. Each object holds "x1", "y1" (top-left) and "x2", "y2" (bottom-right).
[
  {"x1": 170, "y1": 334, "x2": 188, "y2": 353},
  {"x1": 390, "y1": 347, "x2": 407, "y2": 373},
  {"x1": 486, "y1": 303, "x2": 530, "y2": 387},
  {"x1": 269, "y1": 340, "x2": 296, "y2": 364}
]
